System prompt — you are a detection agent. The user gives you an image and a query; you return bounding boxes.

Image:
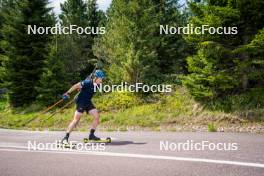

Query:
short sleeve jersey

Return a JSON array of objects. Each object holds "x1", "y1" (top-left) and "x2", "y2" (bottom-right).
[{"x1": 76, "y1": 79, "x2": 95, "y2": 106}]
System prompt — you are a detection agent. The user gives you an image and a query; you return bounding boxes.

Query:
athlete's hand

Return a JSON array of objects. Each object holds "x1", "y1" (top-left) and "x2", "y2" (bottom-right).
[{"x1": 62, "y1": 93, "x2": 70, "y2": 100}]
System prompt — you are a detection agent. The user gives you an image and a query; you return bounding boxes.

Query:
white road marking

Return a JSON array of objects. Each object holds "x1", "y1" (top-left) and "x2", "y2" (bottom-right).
[{"x1": 0, "y1": 147, "x2": 263, "y2": 168}]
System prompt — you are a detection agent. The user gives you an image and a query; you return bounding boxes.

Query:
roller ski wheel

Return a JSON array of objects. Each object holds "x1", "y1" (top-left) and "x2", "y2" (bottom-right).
[
  {"x1": 83, "y1": 137, "x2": 111, "y2": 143},
  {"x1": 57, "y1": 140, "x2": 77, "y2": 149}
]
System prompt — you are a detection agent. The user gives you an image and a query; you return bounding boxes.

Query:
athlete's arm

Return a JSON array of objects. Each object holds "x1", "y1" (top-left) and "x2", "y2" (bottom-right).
[{"x1": 66, "y1": 82, "x2": 82, "y2": 94}]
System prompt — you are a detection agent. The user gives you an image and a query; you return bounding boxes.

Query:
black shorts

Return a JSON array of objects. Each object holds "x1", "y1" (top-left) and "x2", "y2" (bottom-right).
[{"x1": 76, "y1": 103, "x2": 96, "y2": 114}]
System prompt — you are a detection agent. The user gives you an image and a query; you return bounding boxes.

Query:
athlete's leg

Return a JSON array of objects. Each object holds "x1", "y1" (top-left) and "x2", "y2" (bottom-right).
[
  {"x1": 88, "y1": 109, "x2": 100, "y2": 140},
  {"x1": 89, "y1": 109, "x2": 100, "y2": 129},
  {"x1": 66, "y1": 111, "x2": 83, "y2": 133},
  {"x1": 62, "y1": 110, "x2": 83, "y2": 142}
]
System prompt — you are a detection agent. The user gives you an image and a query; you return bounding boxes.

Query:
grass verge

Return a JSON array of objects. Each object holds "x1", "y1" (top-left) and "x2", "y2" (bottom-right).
[{"x1": 0, "y1": 87, "x2": 263, "y2": 132}]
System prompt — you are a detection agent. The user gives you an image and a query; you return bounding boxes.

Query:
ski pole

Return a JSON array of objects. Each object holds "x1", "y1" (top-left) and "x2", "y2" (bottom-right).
[
  {"x1": 40, "y1": 99, "x2": 64, "y2": 114},
  {"x1": 86, "y1": 64, "x2": 98, "y2": 80},
  {"x1": 48, "y1": 98, "x2": 75, "y2": 118},
  {"x1": 48, "y1": 92, "x2": 79, "y2": 118},
  {"x1": 86, "y1": 60, "x2": 103, "y2": 80},
  {"x1": 24, "y1": 98, "x2": 64, "y2": 125}
]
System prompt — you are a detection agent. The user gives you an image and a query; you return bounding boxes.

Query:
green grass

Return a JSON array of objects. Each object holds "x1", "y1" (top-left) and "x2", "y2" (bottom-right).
[
  {"x1": 0, "y1": 87, "x2": 263, "y2": 131},
  {"x1": 208, "y1": 123, "x2": 217, "y2": 132}
]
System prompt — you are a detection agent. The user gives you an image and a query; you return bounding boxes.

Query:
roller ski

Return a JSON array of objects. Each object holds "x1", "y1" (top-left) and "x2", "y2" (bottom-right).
[
  {"x1": 57, "y1": 137, "x2": 77, "y2": 149},
  {"x1": 83, "y1": 134, "x2": 111, "y2": 143}
]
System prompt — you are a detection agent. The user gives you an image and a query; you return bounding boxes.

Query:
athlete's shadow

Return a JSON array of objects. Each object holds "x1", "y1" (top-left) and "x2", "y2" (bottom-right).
[{"x1": 107, "y1": 141, "x2": 146, "y2": 146}]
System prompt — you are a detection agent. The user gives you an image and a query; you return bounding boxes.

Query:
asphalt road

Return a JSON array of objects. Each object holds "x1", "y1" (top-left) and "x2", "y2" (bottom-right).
[{"x1": 0, "y1": 129, "x2": 263, "y2": 176}]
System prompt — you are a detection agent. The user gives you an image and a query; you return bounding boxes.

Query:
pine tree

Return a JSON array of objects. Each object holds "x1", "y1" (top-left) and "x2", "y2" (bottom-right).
[
  {"x1": 234, "y1": 28, "x2": 264, "y2": 90},
  {"x1": 0, "y1": 1, "x2": 5, "y2": 86},
  {"x1": 185, "y1": 41, "x2": 237, "y2": 98},
  {"x1": 230, "y1": 0, "x2": 264, "y2": 90},
  {"x1": 37, "y1": 40, "x2": 70, "y2": 105},
  {"x1": 94, "y1": 0, "x2": 189, "y2": 84},
  {"x1": 0, "y1": 0, "x2": 17, "y2": 86},
  {"x1": 1, "y1": 0, "x2": 53, "y2": 107},
  {"x1": 60, "y1": 0, "x2": 87, "y2": 26},
  {"x1": 154, "y1": 0, "x2": 190, "y2": 77},
  {"x1": 59, "y1": 0, "x2": 104, "y2": 81},
  {"x1": 184, "y1": 0, "x2": 264, "y2": 99},
  {"x1": 87, "y1": 0, "x2": 100, "y2": 37},
  {"x1": 59, "y1": 0, "x2": 87, "y2": 82},
  {"x1": 94, "y1": 0, "x2": 161, "y2": 84}
]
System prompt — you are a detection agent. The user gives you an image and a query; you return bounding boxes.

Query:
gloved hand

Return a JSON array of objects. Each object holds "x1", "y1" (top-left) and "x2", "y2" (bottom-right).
[{"x1": 62, "y1": 93, "x2": 70, "y2": 100}]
